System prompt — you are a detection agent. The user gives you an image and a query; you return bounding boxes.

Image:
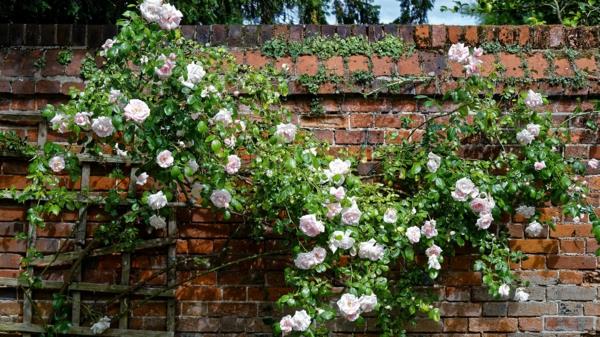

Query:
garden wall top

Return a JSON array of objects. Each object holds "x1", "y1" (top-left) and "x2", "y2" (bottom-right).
[{"x1": 1, "y1": 23, "x2": 600, "y2": 49}]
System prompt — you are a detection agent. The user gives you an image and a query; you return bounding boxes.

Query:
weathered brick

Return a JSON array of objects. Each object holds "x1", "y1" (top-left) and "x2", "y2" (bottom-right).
[
  {"x1": 544, "y1": 316, "x2": 595, "y2": 331},
  {"x1": 469, "y1": 318, "x2": 518, "y2": 332},
  {"x1": 507, "y1": 302, "x2": 557, "y2": 316}
]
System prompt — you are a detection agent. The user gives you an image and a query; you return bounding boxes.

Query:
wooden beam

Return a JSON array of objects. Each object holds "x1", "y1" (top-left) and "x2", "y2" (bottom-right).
[
  {"x1": 30, "y1": 237, "x2": 176, "y2": 267},
  {"x1": 0, "y1": 322, "x2": 174, "y2": 337},
  {"x1": 0, "y1": 278, "x2": 175, "y2": 297}
]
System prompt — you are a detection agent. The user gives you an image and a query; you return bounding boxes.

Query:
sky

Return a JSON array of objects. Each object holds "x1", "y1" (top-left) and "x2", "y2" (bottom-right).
[{"x1": 371, "y1": 0, "x2": 478, "y2": 25}]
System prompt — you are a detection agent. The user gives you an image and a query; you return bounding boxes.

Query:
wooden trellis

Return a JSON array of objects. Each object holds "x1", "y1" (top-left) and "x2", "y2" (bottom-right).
[{"x1": 0, "y1": 116, "x2": 178, "y2": 337}]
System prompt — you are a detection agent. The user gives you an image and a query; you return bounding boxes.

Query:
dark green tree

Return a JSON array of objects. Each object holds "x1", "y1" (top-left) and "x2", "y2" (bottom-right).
[
  {"x1": 333, "y1": 0, "x2": 380, "y2": 24},
  {"x1": 395, "y1": 0, "x2": 434, "y2": 24}
]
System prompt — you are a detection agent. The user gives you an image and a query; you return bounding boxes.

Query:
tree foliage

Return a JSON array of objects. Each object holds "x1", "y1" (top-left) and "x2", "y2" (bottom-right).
[{"x1": 443, "y1": 0, "x2": 600, "y2": 26}]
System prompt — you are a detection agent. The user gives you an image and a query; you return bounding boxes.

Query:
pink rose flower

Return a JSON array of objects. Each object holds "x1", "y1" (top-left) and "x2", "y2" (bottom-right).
[
  {"x1": 299, "y1": 214, "x2": 324, "y2": 237},
  {"x1": 406, "y1": 226, "x2": 421, "y2": 243},
  {"x1": 91, "y1": 116, "x2": 114, "y2": 138},
  {"x1": 448, "y1": 43, "x2": 470, "y2": 63},
  {"x1": 156, "y1": 150, "x2": 174, "y2": 168},
  {"x1": 48, "y1": 156, "x2": 65, "y2": 173},
  {"x1": 225, "y1": 154, "x2": 241, "y2": 174},
  {"x1": 124, "y1": 99, "x2": 150, "y2": 123},
  {"x1": 275, "y1": 123, "x2": 297, "y2": 143},
  {"x1": 421, "y1": 220, "x2": 438, "y2": 239},
  {"x1": 74, "y1": 111, "x2": 92, "y2": 127},
  {"x1": 534, "y1": 161, "x2": 546, "y2": 171},
  {"x1": 210, "y1": 189, "x2": 231, "y2": 208}
]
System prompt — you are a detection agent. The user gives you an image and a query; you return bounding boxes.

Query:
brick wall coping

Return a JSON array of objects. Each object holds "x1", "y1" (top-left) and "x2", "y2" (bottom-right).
[{"x1": 1, "y1": 23, "x2": 599, "y2": 49}]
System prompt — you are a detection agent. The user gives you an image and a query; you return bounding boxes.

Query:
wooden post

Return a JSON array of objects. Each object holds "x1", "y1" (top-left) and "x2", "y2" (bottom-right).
[{"x1": 72, "y1": 163, "x2": 90, "y2": 327}]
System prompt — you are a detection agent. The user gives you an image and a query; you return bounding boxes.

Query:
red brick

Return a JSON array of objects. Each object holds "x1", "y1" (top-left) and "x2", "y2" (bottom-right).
[
  {"x1": 296, "y1": 55, "x2": 318, "y2": 76},
  {"x1": 469, "y1": 318, "x2": 518, "y2": 332},
  {"x1": 414, "y1": 25, "x2": 430, "y2": 48},
  {"x1": 509, "y1": 239, "x2": 558, "y2": 253},
  {"x1": 544, "y1": 316, "x2": 594, "y2": 331},
  {"x1": 519, "y1": 317, "x2": 542, "y2": 332},
  {"x1": 347, "y1": 55, "x2": 369, "y2": 72},
  {"x1": 560, "y1": 239, "x2": 585, "y2": 253},
  {"x1": 521, "y1": 255, "x2": 545, "y2": 269},
  {"x1": 547, "y1": 255, "x2": 597, "y2": 269},
  {"x1": 442, "y1": 272, "x2": 482, "y2": 286},
  {"x1": 464, "y1": 26, "x2": 478, "y2": 45},
  {"x1": 176, "y1": 239, "x2": 213, "y2": 254},
  {"x1": 574, "y1": 57, "x2": 598, "y2": 74},
  {"x1": 175, "y1": 286, "x2": 222, "y2": 300},
  {"x1": 550, "y1": 224, "x2": 593, "y2": 238},
  {"x1": 447, "y1": 26, "x2": 463, "y2": 44},
  {"x1": 444, "y1": 318, "x2": 468, "y2": 332},
  {"x1": 349, "y1": 114, "x2": 373, "y2": 128},
  {"x1": 527, "y1": 52, "x2": 549, "y2": 79},
  {"x1": 499, "y1": 53, "x2": 523, "y2": 77},
  {"x1": 554, "y1": 58, "x2": 573, "y2": 76},
  {"x1": 323, "y1": 56, "x2": 344, "y2": 76},
  {"x1": 431, "y1": 25, "x2": 447, "y2": 47},
  {"x1": 371, "y1": 56, "x2": 392, "y2": 76},
  {"x1": 0, "y1": 253, "x2": 21, "y2": 268},
  {"x1": 335, "y1": 130, "x2": 365, "y2": 144},
  {"x1": 245, "y1": 50, "x2": 269, "y2": 69},
  {"x1": 397, "y1": 54, "x2": 421, "y2": 76},
  {"x1": 559, "y1": 270, "x2": 583, "y2": 284}
]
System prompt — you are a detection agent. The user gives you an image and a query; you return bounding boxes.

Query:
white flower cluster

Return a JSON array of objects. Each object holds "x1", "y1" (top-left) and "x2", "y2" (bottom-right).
[
  {"x1": 140, "y1": 0, "x2": 183, "y2": 30},
  {"x1": 516, "y1": 123, "x2": 541, "y2": 145},
  {"x1": 451, "y1": 177, "x2": 496, "y2": 230},
  {"x1": 279, "y1": 310, "x2": 311, "y2": 334},
  {"x1": 337, "y1": 293, "x2": 377, "y2": 321},
  {"x1": 448, "y1": 42, "x2": 483, "y2": 76}
]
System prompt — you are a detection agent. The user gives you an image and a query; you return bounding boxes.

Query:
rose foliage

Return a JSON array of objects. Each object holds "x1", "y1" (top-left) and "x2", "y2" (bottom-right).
[{"x1": 6, "y1": 1, "x2": 599, "y2": 336}]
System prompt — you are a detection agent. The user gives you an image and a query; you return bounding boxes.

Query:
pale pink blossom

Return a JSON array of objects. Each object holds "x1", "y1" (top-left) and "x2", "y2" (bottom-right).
[
  {"x1": 90, "y1": 316, "x2": 111, "y2": 335},
  {"x1": 293, "y1": 246, "x2": 326, "y2": 269},
  {"x1": 524, "y1": 90, "x2": 543, "y2": 108},
  {"x1": 516, "y1": 129, "x2": 535, "y2": 145},
  {"x1": 516, "y1": 205, "x2": 536, "y2": 218},
  {"x1": 148, "y1": 191, "x2": 167, "y2": 210},
  {"x1": 180, "y1": 62, "x2": 206, "y2": 88},
  {"x1": 427, "y1": 152, "x2": 441, "y2": 172},
  {"x1": 140, "y1": 0, "x2": 163, "y2": 22},
  {"x1": 155, "y1": 53, "x2": 176, "y2": 79},
  {"x1": 421, "y1": 220, "x2": 438, "y2": 239},
  {"x1": 149, "y1": 215, "x2": 166, "y2": 230},
  {"x1": 329, "y1": 186, "x2": 345, "y2": 201},
  {"x1": 91, "y1": 116, "x2": 114, "y2": 138},
  {"x1": 101, "y1": 38, "x2": 116, "y2": 52},
  {"x1": 156, "y1": 150, "x2": 174, "y2": 168},
  {"x1": 358, "y1": 239, "x2": 385, "y2": 261},
  {"x1": 328, "y1": 159, "x2": 352, "y2": 176},
  {"x1": 210, "y1": 189, "x2": 231, "y2": 208},
  {"x1": 383, "y1": 208, "x2": 397, "y2": 224},
  {"x1": 425, "y1": 244, "x2": 442, "y2": 257},
  {"x1": 49, "y1": 156, "x2": 65, "y2": 173},
  {"x1": 124, "y1": 99, "x2": 150, "y2": 123},
  {"x1": 290, "y1": 310, "x2": 311, "y2": 331},
  {"x1": 534, "y1": 161, "x2": 546, "y2": 171},
  {"x1": 470, "y1": 193, "x2": 495, "y2": 214},
  {"x1": 225, "y1": 154, "x2": 241, "y2": 174},
  {"x1": 74, "y1": 112, "x2": 92, "y2": 127},
  {"x1": 526, "y1": 123, "x2": 541, "y2": 137},
  {"x1": 428, "y1": 256, "x2": 441, "y2": 270},
  {"x1": 325, "y1": 202, "x2": 342, "y2": 219},
  {"x1": 451, "y1": 177, "x2": 477, "y2": 201},
  {"x1": 476, "y1": 212, "x2": 493, "y2": 229},
  {"x1": 211, "y1": 108, "x2": 233, "y2": 126},
  {"x1": 514, "y1": 288, "x2": 529, "y2": 302},
  {"x1": 465, "y1": 55, "x2": 483, "y2": 75},
  {"x1": 224, "y1": 135, "x2": 236, "y2": 149},
  {"x1": 498, "y1": 284, "x2": 510, "y2": 297},
  {"x1": 588, "y1": 159, "x2": 599, "y2": 169},
  {"x1": 525, "y1": 221, "x2": 543, "y2": 237},
  {"x1": 275, "y1": 123, "x2": 297, "y2": 143},
  {"x1": 406, "y1": 226, "x2": 421, "y2": 243},
  {"x1": 108, "y1": 89, "x2": 121, "y2": 103},
  {"x1": 328, "y1": 230, "x2": 354, "y2": 253},
  {"x1": 448, "y1": 43, "x2": 470, "y2": 63},
  {"x1": 136, "y1": 172, "x2": 149, "y2": 186},
  {"x1": 50, "y1": 112, "x2": 69, "y2": 133},
  {"x1": 341, "y1": 201, "x2": 362, "y2": 225},
  {"x1": 337, "y1": 293, "x2": 361, "y2": 321},
  {"x1": 279, "y1": 315, "x2": 294, "y2": 335},
  {"x1": 359, "y1": 294, "x2": 377, "y2": 312},
  {"x1": 299, "y1": 214, "x2": 324, "y2": 237},
  {"x1": 157, "y1": 3, "x2": 183, "y2": 30}
]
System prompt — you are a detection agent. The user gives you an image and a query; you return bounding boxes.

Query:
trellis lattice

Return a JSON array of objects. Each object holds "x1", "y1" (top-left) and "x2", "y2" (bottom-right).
[{"x1": 0, "y1": 115, "x2": 178, "y2": 337}]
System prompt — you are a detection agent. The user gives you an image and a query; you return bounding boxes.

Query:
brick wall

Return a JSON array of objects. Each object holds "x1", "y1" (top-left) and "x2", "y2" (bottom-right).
[{"x1": 1, "y1": 24, "x2": 600, "y2": 336}]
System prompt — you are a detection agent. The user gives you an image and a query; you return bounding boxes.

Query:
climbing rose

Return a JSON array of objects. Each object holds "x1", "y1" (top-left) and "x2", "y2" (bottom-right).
[
  {"x1": 108, "y1": 89, "x2": 122, "y2": 103},
  {"x1": 383, "y1": 208, "x2": 398, "y2": 224},
  {"x1": 465, "y1": 55, "x2": 483, "y2": 75},
  {"x1": 299, "y1": 214, "x2": 324, "y2": 237},
  {"x1": 359, "y1": 294, "x2": 378, "y2": 312},
  {"x1": 498, "y1": 284, "x2": 510, "y2": 297},
  {"x1": 426, "y1": 244, "x2": 443, "y2": 270},
  {"x1": 140, "y1": 0, "x2": 163, "y2": 22},
  {"x1": 328, "y1": 230, "x2": 354, "y2": 252},
  {"x1": 210, "y1": 189, "x2": 231, "y2": 208},
  {"x1": 279, "y1": 315, "x2": 294, "y2": 335},
  {"x1": 325, "y1": 202, "x2": 342, "y2": 219},
  {"x1": 157, "y1": 3, "x2": 183, "y2": 30},
  {"x1": 358, "y1": 239, "x2": 385, "y2": 261},
  {"x1": 290, "y1": 310, "x2": 311, "y2": 331},
  {"x1": 101, "y1": 38, "x2": 116, "y2": 52},
  {"x1": 426, "y1": 244, "x2": 442, "y2": 257},
  {"x1": 516, "y1": 129, "x2": 535, "y2": 145},
  {"x1": 589, "y1": 158, "x2": 599, "y2": 169},
  {"x1": 526, "y1": 123, "x2": 541, "y2": 137},
  {"x1": 341, "y1": 201, "x2": 362, "y2": 225},
  {"x1": 516, "y1": 205, "x2": 536, "y2": 218},
  {"x1": 428, "y1": 255, "x2": 441, "y2": 270},
  {"x1": 149, "y1": 215, "x2": 166, "y2": 230},
  {"x1": 470, "y1": 193, "x2": 495, "y2": 215},
  {"x1": 90, "y1": 316, "x2": 111, "y2": 335},
  {"x1": 180, "y1": 62, "x2": 206, "y2": 88},
  {"x1": 514, "y1": 288, "x2": 529, "y2": 302},
  {"x1": 329, "y1": 186, "x2": 345, "y2": 201},
  {"x1": 74, "y1": 111, "x2": 92, "y2": 127},
  {"x1": 524, "y1": 89, "x2": 543, "y2": 108},
  {"x1": 294, "y1": 247, "x2": 326, "y2": 269},
  {"x1": 421, "y1": 220, "x2": 438, "y2": 239},
  {"x1": 328, "y1": 159, "x2": 352, "y2": 176},
  {"x1": 448, "y1": 43, "x2": 470, "y2": 63},
  {"x1": 187, "y1": 159, "x2": 199, "y2": 173},
  {"x1": 406, "y1": 226, "x2": 421, "y2": 243},
  {"x1": 451, "y1": 177, "x2": 478, "y2": 201},
  {"x1": 427, "y1": 152, "x2": 441, "y2": 172},
  {"x1": 211, "y1": 108, "x2": 233, "y2": 125},
  {"x1": 275, "y1": 123, "x2": 297, "y2": 143},
  {"x1": 190, "y1": 183, "x2": 203, "y2": 199},
  {"x1": 148, "y1": 191, "x2": 167, "y2": 210},
  {"x1": 136, "y1": 172, "x2": 149, "y2": 185},
  {"x1": 337, "y1": 293, "x2": 361, "y2": 321},
  {"x1": 124, "y1": 99, "x2": 150, "y2": 123},
  {"x1": 525, "y1": 221, "x2": 543, "y2": 237},
  {"x1": 48, "y1": 156, "x2": 65, "y2": 173},
  {"x1": 476, "y1": 212, "x2": 493, "y2": 230},
  {"x1": 156, "y1": 150, "x2": 174, "y2": 168},
  {"x1": 534, "y1": 161, "x2": 546, "y2": 171},
  {"x1": 50, "y1": 112, "x2": 69, "y2": 133},
  {"x1": 225, "y1": 155, "x2": 241, "y2": 174},
  {"x1": 155, "y1": 53, "x2": 176, "y2": 79},
  {"x1": 90, "y1": 116, "x2": 114, "y2": 137},
  {"x1": 115, "y1": 144, "x2": 127, "y2": 157}
]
